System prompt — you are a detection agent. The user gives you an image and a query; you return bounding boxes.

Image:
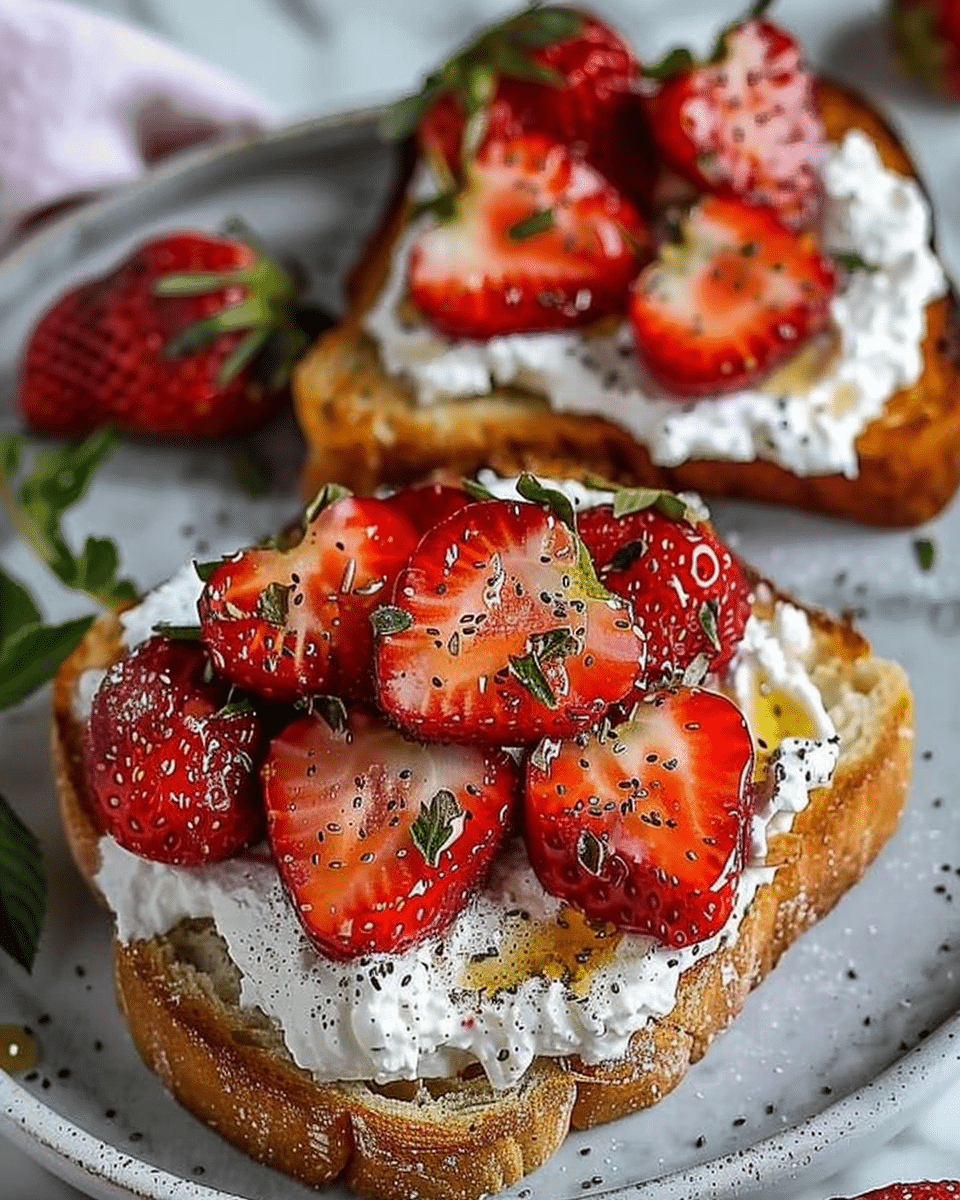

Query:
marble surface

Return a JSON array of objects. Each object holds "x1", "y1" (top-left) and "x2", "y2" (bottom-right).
[{"x1": 2, "y1": 0, "x2": 960, "y2": 1197}]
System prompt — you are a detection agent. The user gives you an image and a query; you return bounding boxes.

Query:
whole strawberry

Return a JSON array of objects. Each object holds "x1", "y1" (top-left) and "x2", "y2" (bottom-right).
[
  {"x1": 385, "y1": 5, "x2": 654, "y2": 204},
  {"x1": 844, "y1": 1185, "x2": 960, "y2": 1200},
  {"x1": 578, "y1": 491, "x2": 752, "y2": 684},
  {"x1": 641, "y1": 1, "x2": 826, "y2": 229},
  {"x1": 21, "y1": 225, "x2": 311, "y2": 437},
  {"x1": 892, "y1": 0, "x2": 960, "y2": 100},
  {"x1": 84, "y1": 636, "x2": 265, "y2": 865},
  {"x1": 262, "y1": 706, "x2": 517, "y2": 959}
]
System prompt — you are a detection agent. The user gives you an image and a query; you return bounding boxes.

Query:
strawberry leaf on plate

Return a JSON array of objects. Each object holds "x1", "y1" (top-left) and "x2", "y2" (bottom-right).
[{"x1": 0, "y1": 792, "x2": 46, "y2": 972}]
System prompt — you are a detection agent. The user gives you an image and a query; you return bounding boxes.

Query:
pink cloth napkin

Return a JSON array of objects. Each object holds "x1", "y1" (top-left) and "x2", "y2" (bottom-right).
[{"x1": 0, "y1": 0, "x2": 274, "y2": 241}]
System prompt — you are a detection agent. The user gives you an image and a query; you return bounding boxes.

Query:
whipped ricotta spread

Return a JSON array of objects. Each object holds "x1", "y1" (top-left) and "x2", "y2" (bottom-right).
[
  {"x1": 85, "y1": 485, "x2": 840, "y2": 1091},
  {"x1": 363, "y1": 130, "x2": 947, "y2": 478}
]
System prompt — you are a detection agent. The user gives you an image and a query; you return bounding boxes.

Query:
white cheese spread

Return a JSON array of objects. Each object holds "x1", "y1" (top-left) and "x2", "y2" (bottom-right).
[
  {"x1": 84, "y1": 484, "x2": 840, "y2": 1090},
  {"x1": 362, "y1": 131, "x2": 947, "y2": 478}
]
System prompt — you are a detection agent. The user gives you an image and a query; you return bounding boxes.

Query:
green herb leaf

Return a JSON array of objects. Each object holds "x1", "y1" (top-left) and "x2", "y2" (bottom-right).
[
  {"x1": 515, "y1": 473, "x2": 576, "y2": 531},
  {"x1": 152, "y1": 623, "x2": 203, "y2": 641},
  {"x1": 508, "y1": 208, "x2": 554, "y2": 241},
  {"x1": 411, "y1": 789, "x2": 464, "y2": 868},
  {"x1": 256, "y1": 582, "x2": 293, "y2": 627},
  {"x1": 0, "y1": 610, "x2": 95, "y2": 710},
  {"x1": 461, "y1": 477, "x2": 496, "y2": 502},
  {"x1": 0, "y1": 428, "x2": 138, "y2": 607},
  {"x1": 508, "y1": 627, "x2": 578, "y2": 709},
  {"x1": 194, "y1": 559, "x2": 224, "y2": 583},
  {"x1": 370, "y1": 606, "x2": 414, "y2": 637},
  {"x1": 0, "y1": 794, "x2": 46, "y2": 972},
  {"x1": 914, "y1": 537, "x2": 936, "y2": 571},
  {"x1": 576, "y1": 828, "x2": 605, "y2": 876},
  {"x1": 304, "y1": 481, "x2": 353, "y2": 525},
  {"x1": 311, "y1": 695, "x2": 349, "y2": 734},
  {"x1": 0, "y1": 568, "x2": 43, "y2": 637},
  {"x1": 698, "y1": 600, "x2": 721, "y2": 653},
  {"x1": 832, "y1": 249, "x2": 878, "y2": 274},
  {"x1": 231, "y1": 446, "x2": 268, "y2": 497}
]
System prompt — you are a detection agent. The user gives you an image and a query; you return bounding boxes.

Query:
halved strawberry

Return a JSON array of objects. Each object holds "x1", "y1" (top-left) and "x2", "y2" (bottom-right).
[
  {"x1": 374, "y1": 482, "x2": 645, "y2": 746},
  {"x1": 385, "y1": 6, "x2": 653, "y2": 204},
  {"x1": 629, "y1": 195, "x2": 836, "y2": 398},
  {"x1": 578, "y1": 491, "x2": 751, "y2": 683},
  {"x1": 262, "y1": 706, "x2": 517, "y2": 958},
  {"x1": 524, "y1": 686, "x2": 754, "y2": 946},
  {"x1": 198, "y1": 490, "x2": 419, "y2": 704},
  {"x1": 84, "y1": 636, "x2": 265, "y2": 865},
  {"x1": 386, "y1": 481, "x2": 475, "y2": 538},
  {"x1": 408, "y1": 133, "x2": 651, "y2": 340},
  {"x1": 641, "y1": 6, "x2": 826, "y2": 230}
]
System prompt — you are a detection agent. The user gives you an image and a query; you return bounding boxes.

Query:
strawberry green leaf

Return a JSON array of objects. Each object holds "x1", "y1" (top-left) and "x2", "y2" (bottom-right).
[
  {"x1": 0, "y1": 604, "x2": 94, "y2": 710},
  {"x1": 411, "y1": 788, "x2": 464, "y2": 868},
  {"x1": 641, "y1": 46, "x2": 696, "y2": 81},
  {"x1": 0, "y1": 793, "x2": 46, "y2": 972}
]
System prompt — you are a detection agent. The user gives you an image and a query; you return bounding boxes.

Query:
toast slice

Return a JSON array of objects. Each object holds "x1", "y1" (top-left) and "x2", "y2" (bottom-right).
[
  {"x1": 51, "y1": 581, "x2": 913, "y2": 1200},
  {"x1": 292, "y1": 80, "x2": 960, "y2": 527}
]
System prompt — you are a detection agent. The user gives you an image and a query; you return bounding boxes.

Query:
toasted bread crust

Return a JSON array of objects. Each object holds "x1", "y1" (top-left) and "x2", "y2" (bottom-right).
[
  {"x1": 52, "y1": 585, "x2": 913, "y2": 1199},
  {"x1": 292, "y1": 79, "x2": 960, "y2": 526}
]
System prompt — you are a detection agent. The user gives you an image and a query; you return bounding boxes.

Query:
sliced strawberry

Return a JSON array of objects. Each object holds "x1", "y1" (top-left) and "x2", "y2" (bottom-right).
[
  {"x1": 199, "y1": 491, "x2": 419, "y2": 704},
  {"x1": 641, "y1": 10, "x2": 826, "y2": 230},
  {"x1": 84, "y1": 636, "x2": 265, "y2": 865},
  {"x1": 524, "y1": 686, "x2": 754, "y2": 946},
  {"x1": 578, "y1": 492, "x2": 751, "y2": 683},
  {"x1": 386, "y1": 481, "x2": 475, "y2": 539},
  {"x1": 629, "y1": 195, "x2": 836, "y2": 398},
  {"x1": 262, "y1": 706, "x2": 517, "y2": 959},
  {"x1": 408, "y1": 133, "x2": 651, "y2": 340},
  {"x1": 374, "y1": 485, "x2": 645, "y2": 746},
  {"x1": 386, "y1": 6, "x2": 653, "y2": 204}
]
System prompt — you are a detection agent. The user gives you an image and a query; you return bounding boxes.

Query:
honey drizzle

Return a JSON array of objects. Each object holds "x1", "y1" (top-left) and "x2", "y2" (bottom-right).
[
  {"x1": 0, "y1": 1025, "x2": 41, "y2": 1074},
  {"x1": 462, "y1": 906, "x2": 622, "y2": 996}
]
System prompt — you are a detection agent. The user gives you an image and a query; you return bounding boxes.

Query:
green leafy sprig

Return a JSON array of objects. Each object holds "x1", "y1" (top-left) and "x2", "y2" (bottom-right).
[{"x1": 0, "y1": 427, "x2": 138, "y2": 971}]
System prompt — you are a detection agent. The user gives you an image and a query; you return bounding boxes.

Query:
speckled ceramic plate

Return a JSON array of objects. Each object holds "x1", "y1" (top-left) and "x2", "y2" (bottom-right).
[{"x1": 2, "y1": 4, "x2": 960, "y2": 1197}]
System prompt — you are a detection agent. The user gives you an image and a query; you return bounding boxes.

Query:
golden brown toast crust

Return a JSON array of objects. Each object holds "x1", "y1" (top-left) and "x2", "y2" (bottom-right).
[
  {"x1": 53, "y1": 586, "x2": 913, "y2": 1199},
  {"x1": 292, "y1": 79, "x2": 960, "y2": 526}
]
